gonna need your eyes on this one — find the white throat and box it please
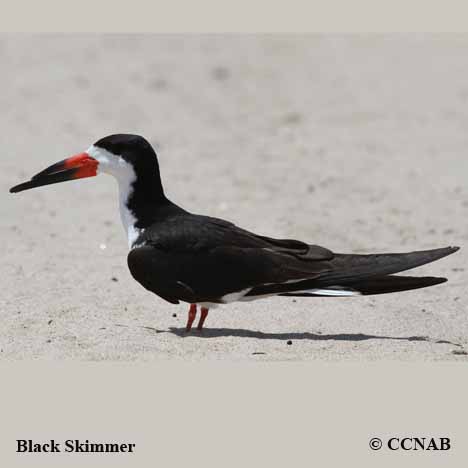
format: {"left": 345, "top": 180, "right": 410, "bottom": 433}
{"left": 87, "top": 145, "right": 144, "bottom": 248}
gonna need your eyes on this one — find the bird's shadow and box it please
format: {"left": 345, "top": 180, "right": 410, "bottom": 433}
{"left": 118, "top": 324, "right": 461, "bottom": 348}
{"left": 166, "top": 327, "right": 460, "bottom": 346}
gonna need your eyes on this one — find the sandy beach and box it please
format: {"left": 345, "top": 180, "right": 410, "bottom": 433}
{"left": 1, "top": 34, "right": 466, "bottom": 360}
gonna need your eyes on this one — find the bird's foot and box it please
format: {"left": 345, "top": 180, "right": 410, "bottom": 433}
{"left": 185, "top": 304, "right": 197, "bottom": 332}
{"left": 197, "top": 307, "right": 209, "bottom": 331}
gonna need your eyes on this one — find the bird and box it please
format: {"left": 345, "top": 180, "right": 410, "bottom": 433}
{"left": 10, "top": 134, "right": 459, "bottom": 332}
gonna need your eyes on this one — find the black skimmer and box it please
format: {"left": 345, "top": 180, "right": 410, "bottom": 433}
{"left": 10, "top": 134, "right": 459, "bottom": 332}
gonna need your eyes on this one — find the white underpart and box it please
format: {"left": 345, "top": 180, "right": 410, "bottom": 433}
{"left": 292, "top": 288, "right": 361, "bottom": 297}
{"left": 221, "top": 288, "right": 253, "bottom": 303}
{"left": 87, "top": 145, "right": 144, "bottom": 249}
{"left": 238, "top": 286, "right": 360, "bottom": 301}
{"left": 259, "top": 277, "right": 315, "bottom": 286}
{"left": 197, "top": 288, "right": 253, "bottom": 309}
{"left": 198, "top": 284, "right": 360, "bottom": 309}
{"left": 198, "top": 302, "right": 221, "bottom": 309}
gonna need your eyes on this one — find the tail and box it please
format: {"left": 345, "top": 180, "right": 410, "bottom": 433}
{"left": 280, "top": 275, "right": 448, "bottom": 297}
{"left": 317, "top": 246, "right": 459, "bottom": 284}
{"left": 247, "top": 246, "right": 459, "bottom": 299}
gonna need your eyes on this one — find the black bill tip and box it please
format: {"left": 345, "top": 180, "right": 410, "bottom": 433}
{"left": 10, "top": 183, "right": 27, "bottom": 193}
{"left": 9, "top": 167, "right": 80, "bottom": 194}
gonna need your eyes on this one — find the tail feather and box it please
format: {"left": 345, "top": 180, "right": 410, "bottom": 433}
{"left": 351, "top": 275, "right": 447, "bottom": 295}
{"left": 280, "top": 275, "right": 447, "bottom": 297}
{"left": 319, "top": 246, "right": 459, "bottom": 284}
{"left": 244, "top": 245, "right": 458, "bottom": 299}
{"left": 244, "top": 246, "right": 458, "bottom": 299}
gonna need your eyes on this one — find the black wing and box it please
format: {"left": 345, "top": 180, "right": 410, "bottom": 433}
{"left": 127, "top": 213, "right": 335, "bottom": 303}
{"left": 127, "top": 212, "right": 458, "bottom": 304}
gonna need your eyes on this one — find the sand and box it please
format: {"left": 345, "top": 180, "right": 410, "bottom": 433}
{"left": 0, "top": 34, "right": 466, "bottom": 360}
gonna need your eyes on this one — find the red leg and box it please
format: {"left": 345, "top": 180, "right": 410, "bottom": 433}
{"left": 186, "top": 304, "right": 197, "bottom": 332}
{"left": 197, "top": 307, "right": 209, "bottom": 331}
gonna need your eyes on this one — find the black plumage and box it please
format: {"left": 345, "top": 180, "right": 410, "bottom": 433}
{"left": 9, "top": 134, "right": 460, "bottom": 331}
{"left": 98, "top": 134, "right": 458, "bottom": 313}
{"left": 126, "top": 208, "right": 457, "bottom": 305}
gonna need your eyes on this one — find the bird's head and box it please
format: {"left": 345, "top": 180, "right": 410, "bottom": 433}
{"left": 9, "top": 134, "right": 160, "bottom": 193}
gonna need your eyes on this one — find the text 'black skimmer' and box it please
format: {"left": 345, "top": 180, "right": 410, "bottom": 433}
{"left": 10, "top": 134, "right": 460, "bottom": 332}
